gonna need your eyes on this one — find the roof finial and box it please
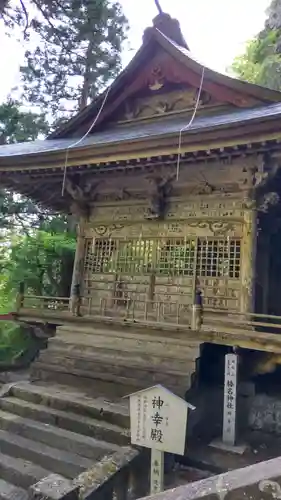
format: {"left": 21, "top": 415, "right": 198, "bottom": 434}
{"left": 154, "top": 0, "right": 163, "bottom": 14}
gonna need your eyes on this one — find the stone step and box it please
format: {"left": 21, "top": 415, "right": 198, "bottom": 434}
{"left": 32, "top": 359, "right": 190, "bottom": 395}
{"left": 0, "top": 451, "right": 52, "bottom": 490}
{"left": 0, "top": 409, "right": 120, "bottom": 460}
{"left": 11, "top": 382, "right": 129, "bottom": 427}
{"left": 55, "top": 328, "right": 201, "bottom": 359}
{"left": 0, "top": 429, "right": 92, "bottom": 479}
{"left": 0, "top": 478, "right": 28, "bottom": 500}
{"left": 0, "top": 397, "right": 129, "bottom": 446}
{"left": 39, "top": 347, "right": 194, "bottom": 377}
{"left": 53, "top": 330, "right": 201, "bottom": 361}
{"left": 31, "top": 364, "right": 147, "bottom": 398}
{"left": 49, "top": 340, "right": 196, "bottom": 371}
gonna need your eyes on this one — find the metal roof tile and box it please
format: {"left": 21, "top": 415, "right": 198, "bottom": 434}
{"left": 1, "top": 103, "right": 281, "bottom": 159}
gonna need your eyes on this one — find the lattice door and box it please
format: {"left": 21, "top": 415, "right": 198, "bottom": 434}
{"left": 83, "top": 235, "right": 241, "bottom": 313}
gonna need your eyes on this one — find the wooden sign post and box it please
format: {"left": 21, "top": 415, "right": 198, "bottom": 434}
{"left": 210, "top": 352, "right": 246, "bottom": 454}
{"left": 223, "top": 353, "right": 238, "bottom": 447}
{"left": 127, "top": 385, "right": 195, "bottom": 494}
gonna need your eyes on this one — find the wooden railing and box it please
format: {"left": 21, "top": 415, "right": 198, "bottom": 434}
{"left": 16, "top": 288, "right": 281, "bottom": 331}
{"left": 14, "top": 282, "right": 281, "bottom": 353}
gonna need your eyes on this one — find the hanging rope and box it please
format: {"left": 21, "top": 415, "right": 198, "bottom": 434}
{"left": 61, "top": 86, "right": 111, "bottom": 196}
{"left": 176, "top": 66, "right": 205, "bottom": 181}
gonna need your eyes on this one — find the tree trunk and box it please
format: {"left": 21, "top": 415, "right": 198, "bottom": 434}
{"left": 79, "top": 38, "right": 94, "bottom": 110}
{"left": 0, "top": 0, "right": 9, "bottom": 15}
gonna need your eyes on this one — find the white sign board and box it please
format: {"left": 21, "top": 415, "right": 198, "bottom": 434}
{"left": 129, "top": 385, "right": 193, "bottom": 456}
{"left": 223, "top": 353, "right": 238, "bottom": 446}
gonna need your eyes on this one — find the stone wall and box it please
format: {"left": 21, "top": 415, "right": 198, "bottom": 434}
{"left": 141, "top": 456, "right": 281, "bottom": 500}
{"left": 249, "top": 394, "right": 281, "bottom": 435}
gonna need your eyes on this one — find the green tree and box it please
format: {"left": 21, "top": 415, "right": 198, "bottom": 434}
{"left": 2, "top": 219, "right": 75, "bottom": 298}
{"left": 231, "top": 30, "right": 281, "bottom": 89}
{"left": 16, "top": 0, "right": 128, "bottom": 124}
{"left": 0, "top": 100, "right": 49, "bottom": 231}
{"left": 231, "top": 1, "right": 281, "bottom": 90}
{"left": 0, "top": 100, "right": 48, "bottom": 144}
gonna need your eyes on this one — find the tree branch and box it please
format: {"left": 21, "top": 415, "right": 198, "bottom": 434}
{"left": 19, "top": 0, "right": 29, "bottom": 35}
{"left": 31, "top": 0, "right": 76, "bottom": 57}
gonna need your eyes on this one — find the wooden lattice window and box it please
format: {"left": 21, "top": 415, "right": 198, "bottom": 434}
{"left": 84, "top": 238, "right": 117, "bottom": 274}
{"left": 83, "top": 237, "right": 241, "bottom": 279}
{"left": 157, "top": 238, "right": 196, "bottom": 276}
{"left": 197, "top": 238, "right": 241, "bottom": 278}
{"left": 117, "top": 239, "right": 154, "bottom": 274}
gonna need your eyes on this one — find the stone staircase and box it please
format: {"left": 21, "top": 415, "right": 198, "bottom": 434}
{"left": 0, "top": 324, "right": 201, "bottom": 497}
{"left": 0, "top": 381, "right": 130, "bottom": 499}
{"left": 31, "top": 323, "right": 202, "bottom": 397}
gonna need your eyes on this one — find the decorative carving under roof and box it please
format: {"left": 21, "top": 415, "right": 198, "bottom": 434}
{"left": 118, "top": 87, "right": 215, "bottom": 122}
{"left": 65, "top": 174, "right": 101, "bottom": 218}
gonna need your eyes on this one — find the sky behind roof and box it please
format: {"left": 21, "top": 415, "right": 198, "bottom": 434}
{"left": 0, "top": 0, "right": 271, "bottom": 102}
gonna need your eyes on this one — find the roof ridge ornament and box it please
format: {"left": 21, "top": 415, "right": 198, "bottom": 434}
{"left": 143, "top": 6, "right": 189, "bottom": 50}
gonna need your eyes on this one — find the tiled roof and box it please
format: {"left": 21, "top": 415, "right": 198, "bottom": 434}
{"left": 0, "top": 103, "right": 281, "bottom": 160}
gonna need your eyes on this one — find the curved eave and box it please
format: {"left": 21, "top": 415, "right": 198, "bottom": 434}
{"left": 1, "top": 113, "right": 281, "bottom": 172}
{"left": 156, "top": 31, "right": 281, "bottom": 104}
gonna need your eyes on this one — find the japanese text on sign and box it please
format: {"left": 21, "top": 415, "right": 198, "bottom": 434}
{"left": 129, "top": 385, "right": 189, "bottom": 455}
{"left": 223, "top": 353, "right": 238, "bottom": 446}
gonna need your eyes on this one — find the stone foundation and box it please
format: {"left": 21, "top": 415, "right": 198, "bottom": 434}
{"left": 31, "top": 324, "right": 202, "bottom": 398}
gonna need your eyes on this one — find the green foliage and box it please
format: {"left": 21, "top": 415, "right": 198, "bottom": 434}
{"left": 231, "top": 0, "right": 281, "bottom": 90}
{"left": 0, "top": 0, "right": 128, "bottom": 365}
{"left": 0, "top": 325, "right": 32, "bottom": 364}
{"left": 1, "top": 218, "right": 75, "bottom": 298}
{"left": 0, "top": 100, "right": 48, "bottom": 144}
{"left": 231, "top": 29, "right": 281, "bottom": 89}
{"left": 14, "top": 0, "right": 129, "bottom": 124}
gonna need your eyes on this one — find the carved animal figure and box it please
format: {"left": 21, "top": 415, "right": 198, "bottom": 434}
{"left": 147, "top": 174, "right": 175, "bottom": 219}
{"left": 65, "top": 175, "right": 100, "bottom": 218}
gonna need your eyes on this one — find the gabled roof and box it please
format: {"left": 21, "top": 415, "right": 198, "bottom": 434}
{"left": 49, "top": 12, "right": 281, "bottom": 140}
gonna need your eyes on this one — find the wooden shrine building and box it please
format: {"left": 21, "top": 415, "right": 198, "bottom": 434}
{"left": 2, "top": 11, "right": 281, "bottom": 395}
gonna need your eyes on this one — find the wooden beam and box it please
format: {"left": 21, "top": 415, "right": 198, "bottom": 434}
{"left": 16, "top": 309, "right": 281, "bottom": 354}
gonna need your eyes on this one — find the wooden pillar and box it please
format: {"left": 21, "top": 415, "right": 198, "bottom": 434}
{"left": 70, "top": 218, "right": 86, "bottom": 304}
{"left": 241, "top": 205, "right": 257, "bottom": 313}
{"left": 260, "top": 233, "right": 270, "bottom": 314}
